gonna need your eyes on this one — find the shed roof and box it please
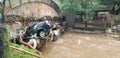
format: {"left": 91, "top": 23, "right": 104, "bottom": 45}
{"left": 94, "top": 5, "right": 114, "bottom": 12}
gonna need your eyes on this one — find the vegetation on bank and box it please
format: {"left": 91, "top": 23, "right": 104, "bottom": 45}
{"left": 0, "top": 25, "right": 42, "bottom": 58}
{"left": 0, "top": 25, "right": 10, "bottom": 58}
{"left": 9, "top": 43, "right": 37, "bottom": 58}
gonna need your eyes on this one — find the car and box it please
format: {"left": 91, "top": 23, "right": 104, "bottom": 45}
{"left": 23, "top": 20, "right": 61, "bottom": 42}
{"left": 24, "top": 21, "right": 52, "bottom": 38}
{"left": 10, "top": 20, "right": 64, "bottom": 49}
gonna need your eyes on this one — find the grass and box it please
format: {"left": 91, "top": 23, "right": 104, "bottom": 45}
{"left": 9, "top": 43, "right": 38, "bottom": 58}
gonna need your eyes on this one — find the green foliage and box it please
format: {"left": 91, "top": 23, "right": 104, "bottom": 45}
{"left": 100, "top": 0, "right": 120, "bottom": 5}
{"left": 7, "top": 27, "right": 38, "bottom": 58}
{"left": 100, "top": 0, "right": 120, "bottom": 14}
{"left": 9, "top": 43, "right": 37, "bottom": 58}
{"left": 0, "top": 25, "right": 10, "bottom": 58}
{"left": 54, "top": 0, "right": 82, "bottom": 14}
{"left": 54, "top": 0, "right": 102, "bottom": 21}
{"left": 0, "top": 25, "right": 39, "bottom": 58}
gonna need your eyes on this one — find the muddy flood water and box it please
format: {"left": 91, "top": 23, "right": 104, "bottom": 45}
{"left": 42, "top": 33, "right": 120, "bottom": 58}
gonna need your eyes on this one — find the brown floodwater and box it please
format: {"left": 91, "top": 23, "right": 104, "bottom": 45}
{"left": 42, "top": 33, "right": 120, "bottom": 58}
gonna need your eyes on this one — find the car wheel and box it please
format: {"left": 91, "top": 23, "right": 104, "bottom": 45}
{"left": 38, "top": 30, "right": 46, "bottom": 38}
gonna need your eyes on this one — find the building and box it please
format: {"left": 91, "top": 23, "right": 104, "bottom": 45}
{"left": 5, "top": 0, "right": 61, "bottom": 28}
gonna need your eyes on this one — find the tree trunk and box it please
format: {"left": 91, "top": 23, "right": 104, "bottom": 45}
{"left": 0, "top": 35, "right": 4, "bottom": 58}
{"left": 0, "top": 26, "right": 10, "bottom": 58}
{"left": 0, "top": 0, "right": 5, "bottom": 23}
{"left": 0, "top": 0, "right": 7, "bottom": 58}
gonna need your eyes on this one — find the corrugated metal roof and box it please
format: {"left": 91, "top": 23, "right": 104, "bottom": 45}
{"left": 94, "top": 5, "right": 114, "bottom": 12}
{"left": 5, "top": 0, "right": 61, "bottom": 22}
{"left": 5, "top": 0, "right": 60, "bottom": 14}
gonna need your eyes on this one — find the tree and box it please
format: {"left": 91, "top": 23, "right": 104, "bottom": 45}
{"left": 100, "top": 0, "right": 120, "bottom": 15}
{"left": 0, "top": 25, "right": 10, "bottom": 58}
{"left": 53, "top": 0, "right": 83, "bottom": 14}
{"left": 0, "top": 0, "right": 10, "bottom": 58}
{"left": 53, "top": 0, "right": 102, "bottom": 28}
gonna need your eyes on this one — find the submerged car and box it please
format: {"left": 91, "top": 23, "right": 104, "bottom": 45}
{"left": 23, "top": 21, "right": 60, "bottom": 42}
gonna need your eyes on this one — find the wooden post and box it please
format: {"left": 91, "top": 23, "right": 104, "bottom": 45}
{"left": 110, "top": 12, "right": 114, "bottom": 28}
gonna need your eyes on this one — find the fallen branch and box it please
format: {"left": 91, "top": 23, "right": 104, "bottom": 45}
{"left": 9, "top": 45, "right": 42, "bottom": 58}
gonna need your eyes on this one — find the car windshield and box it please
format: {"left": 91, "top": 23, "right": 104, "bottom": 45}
{"left": 33, "top": 22, "right": 45, "bottom": 29}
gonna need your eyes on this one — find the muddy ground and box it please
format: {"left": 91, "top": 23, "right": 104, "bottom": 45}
{"left": 42, "top": 33, "right": 120, "bottom": 58}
